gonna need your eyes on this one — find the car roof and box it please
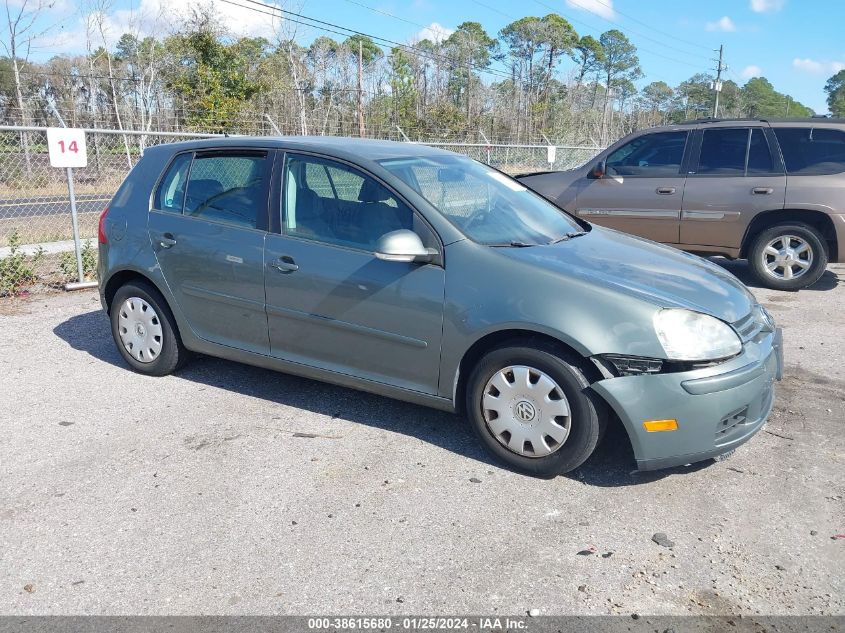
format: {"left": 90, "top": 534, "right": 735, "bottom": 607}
{"left": 143, "top": 135, "right": 454, "bottom": 163}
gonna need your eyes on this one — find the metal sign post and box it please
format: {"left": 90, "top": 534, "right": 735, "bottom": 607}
{"left": 46, "top": 127, "right": 88, "bottom": 286}
{"left": 65, "top": 167, "right": 84, "bottom": 283}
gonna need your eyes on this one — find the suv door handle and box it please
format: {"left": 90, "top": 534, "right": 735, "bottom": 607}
{"left": 271, "top": 256, "right": 299, "bottom": 273}
{"left": 753, "top": 187, "right": 774, "bottom": 195}
{"left": 159, "top": 233, "right": 177, "bottom": 248}
{"left": 656, "top": 187, "right": 676, "bottom": 195}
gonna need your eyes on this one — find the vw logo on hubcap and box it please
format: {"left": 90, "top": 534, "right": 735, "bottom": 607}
{"left": 514, "top": 400, "right": 537, "bottom": 422}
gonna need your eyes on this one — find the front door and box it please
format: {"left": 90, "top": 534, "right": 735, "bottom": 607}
{"left": 264, "top": 153, "right": 445, "bottom": 394}
{"left": 148, "top": 149, "right": 273, "bottom": 354}
{"left": 575, "top": 130, "right": 690, "bottom": 244}
{"left": 680, "top": 127, "right": 786, "bottom": 250}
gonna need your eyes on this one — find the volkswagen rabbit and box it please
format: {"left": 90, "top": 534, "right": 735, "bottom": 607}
{"left": 98, "top": 137, "right": 783, "bottom": 476}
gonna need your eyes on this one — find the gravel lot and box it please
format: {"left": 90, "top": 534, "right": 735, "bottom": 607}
{"left": 1, "top": 261, "right": 843, "bottom": 616}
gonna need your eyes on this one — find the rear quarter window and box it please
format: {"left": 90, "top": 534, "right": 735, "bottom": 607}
{"left": 154, "top": 153, "right": 191, "bottom": 212}
{"left": 774, "top": 127, "right": 845, "bottom": 175}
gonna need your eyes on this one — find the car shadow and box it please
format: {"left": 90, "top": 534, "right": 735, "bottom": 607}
{"left": 711, "top": 257, "right": 842, "bottom": 291}
{"left": 53, "top": 310, "right": 715, "bottom": 487}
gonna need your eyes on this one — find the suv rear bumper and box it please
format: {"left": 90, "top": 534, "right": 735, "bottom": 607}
{"left": 591, "top": 329, "right": 782, "bottom": 471}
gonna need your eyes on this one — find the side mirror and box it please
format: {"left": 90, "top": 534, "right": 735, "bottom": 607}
{"left": 589, "top": 160, "right": 606, "bottom": 179}
{"left": 375, "top": 229, "right": 435, "bottom": 263}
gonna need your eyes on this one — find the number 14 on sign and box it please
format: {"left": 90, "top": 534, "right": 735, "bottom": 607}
{"left": 46, "top": 128, "right": 88, "bottom": 168}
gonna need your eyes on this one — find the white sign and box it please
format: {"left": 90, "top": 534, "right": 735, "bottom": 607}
{"left": 47, "top": 128, "right": 88, "bottom": 168}
{"left": 546, "top": 145, "right": 557, "bottom": 165}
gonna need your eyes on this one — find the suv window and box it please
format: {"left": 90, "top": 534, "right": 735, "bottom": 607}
{"left": 605, "top": 131, "right": 688, "bottom": 177}
{"left": 183, "top": 152, "right": 268, "bottom": 229}
{"left": 283, "top": 154, "right": 414, "bottom": 251}
{"left": 155, "top": 153, "right": 191, "bottom": 212}
{"left": 697, "top": 128, "right": 774, "bottom": 175}
{"left": 774, "top": 127, "right": 845, "bottom": 175}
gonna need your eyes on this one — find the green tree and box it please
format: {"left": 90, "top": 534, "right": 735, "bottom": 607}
{"left": 825, "top": 70, "right": 845, "bottom": 116}
{"left": 343, "top": 34, "right": 383, "bottom": 65}
{"left": 641, "top": 81, "right": 673, "bottom": 112}
{"left": 442, "top": 21, "right": 497, "bottom": 121}
{"left": 571, "top": 35, "right": 604, "bottom": 87}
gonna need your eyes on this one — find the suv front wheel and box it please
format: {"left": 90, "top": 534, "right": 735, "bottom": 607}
{"left": 749, "top": 223, "right": 828, "bottom": 291}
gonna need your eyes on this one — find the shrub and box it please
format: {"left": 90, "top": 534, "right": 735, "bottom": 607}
{"left": 0, "top": 230, "right": 44, "bottom": 296}
{"left": 59, "top": 240, "right": 97, "bottom": 282}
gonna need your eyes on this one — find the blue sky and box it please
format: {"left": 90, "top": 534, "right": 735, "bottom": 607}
{"left": 39, "top": 0, "right": 844, "bottom": 113}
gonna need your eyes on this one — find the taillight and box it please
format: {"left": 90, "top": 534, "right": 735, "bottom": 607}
{"left": 98, "top": 207, "right": 109, "bottom": 244}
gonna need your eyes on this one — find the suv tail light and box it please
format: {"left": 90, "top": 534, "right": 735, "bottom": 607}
{"left": 98, "top": 207, "right": 109, "bottom": 244}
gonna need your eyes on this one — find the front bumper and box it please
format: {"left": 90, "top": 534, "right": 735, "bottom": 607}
{"left": 591, "top": 328, "right": 783, "bottom": 471}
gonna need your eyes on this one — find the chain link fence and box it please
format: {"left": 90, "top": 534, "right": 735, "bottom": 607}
{"left": 0, "top": 125, "right": 602, "bottom": 297}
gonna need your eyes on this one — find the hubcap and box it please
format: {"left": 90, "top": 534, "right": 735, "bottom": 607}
{"left": 117, "top": 297, "right": 163, "bottom": 364}
{"left": 761, "top": 235, "right": 813, "bottom": 281}
{"left": 481, "top": 365, "right": 571, "bottom": 458}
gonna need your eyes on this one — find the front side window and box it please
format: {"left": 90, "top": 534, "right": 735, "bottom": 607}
{"left": 380, "top": 154, "right": 583, "bottom": 246}
{"left": 605, "top": 131, "right": 688, "bottom": 177}
{"left": 283, "top": 155, "right": 414, "bottom": 251}
{"left": 183, "top": 152, "right": 268, "bottom": 229}
{"left": 774, "top": 127, "right": 845, "bottom": 175}
{"left": 155, "top": 153, "right": 191, "bottom": 212}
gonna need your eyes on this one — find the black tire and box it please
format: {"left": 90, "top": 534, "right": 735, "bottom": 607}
{"left": 110, "top": 280, "right": 188, "bottom": 376}
{"left": 465, "top": 343, "right": 605, "bottom": 477}
{"left": 748, "top": 223, "right": 828, "bottom": 291}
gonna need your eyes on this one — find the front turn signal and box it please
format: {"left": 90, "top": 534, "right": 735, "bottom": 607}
{"left": 643, "top": 419, "right": 679, "bottom": 432}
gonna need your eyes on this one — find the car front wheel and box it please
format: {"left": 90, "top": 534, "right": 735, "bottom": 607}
{"left": 465, "top": 344, "right": 604, "bottom": 477}
{"left": 110, "top": 280, "right": 188, "bottom": 376}
{"left": 749, "top": 223, "right": 828, "bottom": 290}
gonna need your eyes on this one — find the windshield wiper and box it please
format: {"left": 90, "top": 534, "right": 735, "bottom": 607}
{"left": 488, "top": 241, "right": 536, "bottom": 248}
{"left": 547, "top": 231, "right": 587, "bottom": 245}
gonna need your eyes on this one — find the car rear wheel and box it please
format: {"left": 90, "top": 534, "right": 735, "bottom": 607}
{"left": 465, "top": 344, "right": 604, "bottom": 477}
{"left": 749, "top": 223, "right": 828, "bottom": 290}
{"left": 110, "top": 281, "right": 188, "bottom": 376}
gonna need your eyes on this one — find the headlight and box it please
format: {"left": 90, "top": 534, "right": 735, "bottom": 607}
{"left": 653, "top": 309, "right": 741, "bottom": 361}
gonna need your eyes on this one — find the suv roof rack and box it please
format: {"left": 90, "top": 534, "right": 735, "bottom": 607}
{"left": 682, "top": 116, "right": 845, "bottom": 125}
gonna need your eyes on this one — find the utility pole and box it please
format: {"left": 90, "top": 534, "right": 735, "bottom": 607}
{"left": 357, "top": 41, "right": 365, "bottom": 138}
{"left": 712, "top": 44, "right": 726, "bottom": 118}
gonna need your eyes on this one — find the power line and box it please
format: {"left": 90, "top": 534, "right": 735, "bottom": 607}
{"left": 567, "top": 0, "right": 713, "bottom": 52}
{"left": 224, "top": 0, "right": 517, "bottom": 82}
{"left": 531, "top": 0, "right": 710, "bottom": 70}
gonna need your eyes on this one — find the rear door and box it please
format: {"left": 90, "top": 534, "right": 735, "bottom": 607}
{"left": 148, "top": 148, "right": 273, "bottom": 354}
{"left": 573, "top": 130, "right": 690, "bottom": 243}
{"left": 680, "top": 126, "right": 785, "bottom": 250}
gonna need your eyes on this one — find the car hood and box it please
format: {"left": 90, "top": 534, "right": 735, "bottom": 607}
{"left": 496, "top": 226, "right": 753, "bottom": 323}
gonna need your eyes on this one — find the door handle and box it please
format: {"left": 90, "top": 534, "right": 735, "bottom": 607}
{"left": 656, "top": 187, "right": 676, "bottom": 195}
{"left": 752, "top": 187, "right": 774, "bottom": 195}
{"left": 159, "top": 233, "right": 177, "bottom": 248}
{"left": 271, "top": 256, "right": 299, "bottom": 273}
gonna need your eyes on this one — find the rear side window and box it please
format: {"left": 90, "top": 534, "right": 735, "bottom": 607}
{"left": 605, "top": 131, "right": 688, "bottom": 177}
{"left": 774, "top": 127, "right": 845, "bottom": 175}
{"left": 696, "top": 128, "right": 775, "bottom": 176}
{"left": 155, "top": 153, "right": 191, "bottom": 212}
{"left": 184, "top": 152, "right": 268, "bottom": 229}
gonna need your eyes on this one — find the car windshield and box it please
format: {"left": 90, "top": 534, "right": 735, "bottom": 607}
{"left": 379, "top": 155, "right": 584, "bottom": 246}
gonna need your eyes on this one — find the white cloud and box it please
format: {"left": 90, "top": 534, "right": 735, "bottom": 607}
{"left": 39, "top": 0, "right": 284, "bottom": 55}
{"left": 740, "top": 64, "right": 762, "bottom": 79}
{"left": 565, "top": 0, "right": 616, "bottom": 21}
{"left": 705, "top": 16, "right": 736, "bottom": 32}
{"left": 413, "top": 22, "right": 453, "bottom": 44}
{"left": 792, "top": 57, "right": 845, "bottom": 75}
{"left": 750, "top": 0, "right": 785, "bottom": 12}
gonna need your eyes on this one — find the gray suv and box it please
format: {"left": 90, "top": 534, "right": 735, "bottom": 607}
{"left": 98, "top": 137, "right": 782, "bottom": 476}
{"left": 519, "top": 119, "right": 845, "bottom": 290}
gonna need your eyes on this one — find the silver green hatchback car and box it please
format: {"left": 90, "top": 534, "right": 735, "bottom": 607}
{"left": 98, "top": 137, "right": 783, "bottom": 476}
